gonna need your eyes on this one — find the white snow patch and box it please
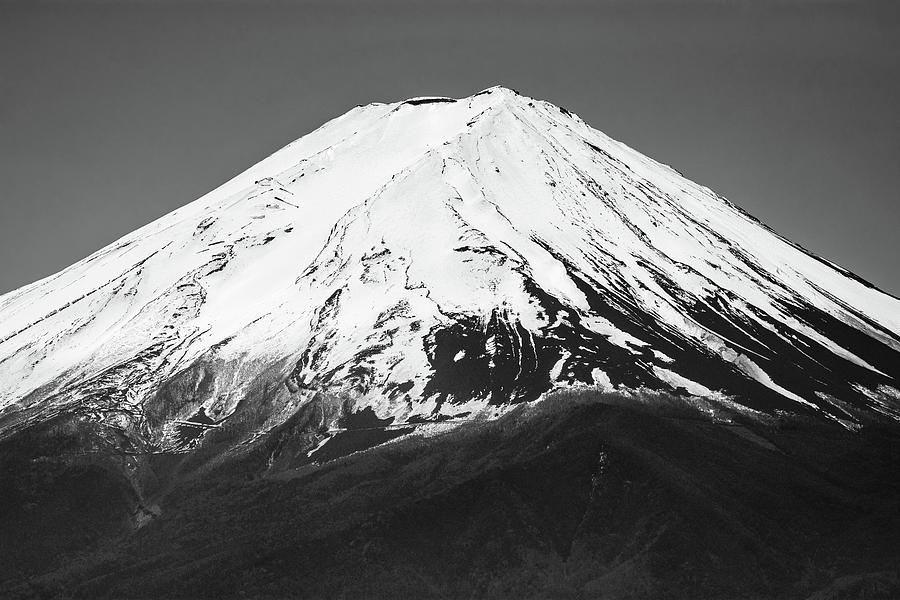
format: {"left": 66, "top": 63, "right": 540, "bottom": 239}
{"left": 651, "top": 365, "right": 715, "bottom": 397}
{"left": 590, "top": 367, "right": 613, "bottom": 390}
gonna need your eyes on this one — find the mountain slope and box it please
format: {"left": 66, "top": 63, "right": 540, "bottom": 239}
{"left": 1, "top": 86, "right": 899, "bottom": 463}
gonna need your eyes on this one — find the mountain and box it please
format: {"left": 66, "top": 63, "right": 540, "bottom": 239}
{"left": 1, "top": 86, "right": 898, "bottom": 448}
{"left": 2, "top": 87, "right": 899, "bottom": 599}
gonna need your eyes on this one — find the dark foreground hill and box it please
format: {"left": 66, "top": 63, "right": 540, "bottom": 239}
{"left": 2, "top": 392, "right": 898, "bottom": 600}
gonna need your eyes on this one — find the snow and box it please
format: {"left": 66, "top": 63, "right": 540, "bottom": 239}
{"left": 1, "top": 85, "right": 899, "bottom": 444}
{"left": 651, "top": 365, "right": 715, "bottom": 398}
{"left": 590, "top": 368, "right": 614, "bottom": 390}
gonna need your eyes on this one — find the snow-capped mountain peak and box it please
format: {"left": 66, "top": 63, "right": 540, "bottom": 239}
{"left": 1, "top": 86, "right": 899, "bottom": 453}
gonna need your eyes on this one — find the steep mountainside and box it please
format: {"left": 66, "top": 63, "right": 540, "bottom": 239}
{"left": 1, "top": 87, "right": 898, "bottom": 462}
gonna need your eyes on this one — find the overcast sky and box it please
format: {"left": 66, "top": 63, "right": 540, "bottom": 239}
{"left": 1, "top": 0, "right": 898, "bottom": 295}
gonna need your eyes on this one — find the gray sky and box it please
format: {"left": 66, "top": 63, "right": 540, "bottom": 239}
{"left": 1, "top": 0, "right": 898, "bottom": 295}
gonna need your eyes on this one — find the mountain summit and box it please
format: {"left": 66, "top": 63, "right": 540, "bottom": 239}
{"left": 1, "top": 86, "right": 899, "bottom": 457}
